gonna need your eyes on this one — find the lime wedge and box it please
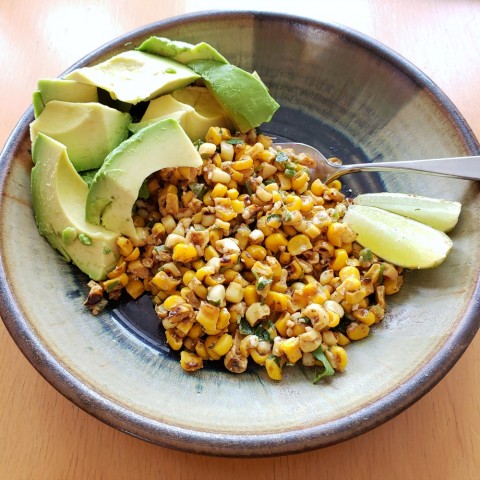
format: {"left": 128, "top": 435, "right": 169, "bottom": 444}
{"left": 343, "top": 204, "right": 453, "bottom": 269}
{"left": 354, "top": 193, "right": 461, "bottom": 232}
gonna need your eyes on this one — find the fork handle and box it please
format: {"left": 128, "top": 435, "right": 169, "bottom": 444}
{"left": 330, "top": 156, "right": 480, "bottom": 182}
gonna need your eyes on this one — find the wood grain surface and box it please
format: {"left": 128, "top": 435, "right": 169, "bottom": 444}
{"left": 1, "top": 1, "right": 479, "bottom": 478}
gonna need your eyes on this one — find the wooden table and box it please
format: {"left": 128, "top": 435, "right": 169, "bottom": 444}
{"left": 1, "top": 1, "right": 479, "bottom": 478}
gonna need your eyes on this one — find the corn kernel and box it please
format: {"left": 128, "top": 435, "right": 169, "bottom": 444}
{"left": 265, "top": 356, "right": 283, "bottom": 381}
{"left": 212, "top": 333, "right": 234, "bottom": 356}
{"left": 265, "top": 233, "right": 288, "bottom": 253}
{"left": 280, "top": 337, "right": 302, "bottom": 364}
{"left": 172, "top": 243, "right": 198, "bottom": 263}
{"left": 117, "top": 237, "right": 133, "bottom": 257}
{"left": 330, "top": 249, "right": 348, "bottom": 271}
{"left": 347, "top": 322, "right": 370, "bottom": 341}
{"left": 165, "top": 329, "right": 183, "bottom": 350}
{"left": 244, "top": 285, "right": 260, "bottom": 306}
{"left": 265, "top": 291, "right": 290, "bottom": 312}
{"left": 353, "top": 308, "right": 376, "bottom": 326}
{"left": 211, "top": 183, "right": 228, "bottom": 198}
{"left": 287, "top": 234, "right": 312, "bottom": 256}
{"left": 180, "top": 351, "right": 203, "bottom": 372}
{"left": 125, "top": 278, "right": 144, "bottom": 299}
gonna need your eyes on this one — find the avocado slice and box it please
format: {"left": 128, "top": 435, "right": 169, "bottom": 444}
{"left": 65, "top": 50, "right": 200, "bottom": 104}
{"left": 188, "top": 60, "right": 279, "bottom": 133}
{"left": 32, "top": 91, "right": 45, "bottom": 118}
{"left": 86, "top": 118, "right": 203, "bottom": 238}
{"left": 137, "top": 36, "right": 228, "bottom": 64}
{"left": 30, "top": 100, "right": 131, "bottom": 171}
{"left": 130, "top": 87, "right": 234, "bottom": 141}
{"left": 40, "top": 78, "right": 98, "bottom": 103}
{"left": 31, "top": 133, "right": 119, "bottom": 281}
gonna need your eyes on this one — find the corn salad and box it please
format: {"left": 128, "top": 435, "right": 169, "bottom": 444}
{"left": 85, "top": 127, "right": 404, "bottom": 382}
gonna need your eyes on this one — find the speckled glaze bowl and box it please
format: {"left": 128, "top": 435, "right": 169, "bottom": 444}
{"left": 0, "top": 11, "right": 479, "bottom": 457}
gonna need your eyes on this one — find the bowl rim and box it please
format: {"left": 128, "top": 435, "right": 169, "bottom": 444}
{"left": 1, "top": 10, "right": 479, "bottom": 457}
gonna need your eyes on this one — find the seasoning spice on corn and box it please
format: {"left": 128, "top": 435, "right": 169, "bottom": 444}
{"left": 85, "top": 126, "right": 404, "bottom": 382}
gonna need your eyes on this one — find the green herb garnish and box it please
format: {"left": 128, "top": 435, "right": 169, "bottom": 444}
{"left": 312, "top": 346, "right": 335, "bottom": 383}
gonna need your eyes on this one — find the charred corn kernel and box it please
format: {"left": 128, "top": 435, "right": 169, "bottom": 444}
{"left": 265, "top": 291, "right": 290, "bottom": 312}
{"left": 328, "top": 179, "right": 342, "bottom": 190}
{"left": 265, "top": 355, "right": 283, "bottom": 381}
{"left": 151, "top": 222, "right": 166, "bottom": 238}
{"left": 274, "top": 312, "right": 290, "bottom": 337}
{"left": 303, "top": 283, "right": 318, "bottom": 297}
{"left": 310, "top": 178, "right": 326, "bottom": 196}
{"left": 231, "top": 199, "right": 245, "bottom": 213}
{"left": 195, "top": 341, "right": 209, "bottom": 360}
{"left": 176, "top": 318, "right": 194, "bottom": 337}
{"left": 244, "top": 285, "right": 260, "bottom": 306}
{"left": 232, "top": 156, "right": 253, "bottom": 170}
{"left": 287, "top": 234, "right": 312, "bottom": 256}
{"left": 329, "top": 345, "right": 348, "bottom": 371}
{"left": 225, "top": 281, "right": 244, "bottom": 303}
{"left": 280, "top": 337, "right": 302, "bottom": 364}
{"left": 211, "top": 183, "right": 228, "bottom": 198}
{"left": 339, "top": 266, "right": 360, "bottom": 281}
{"left": 205, "top": 335, "right": 222, "bottom": 360}
{"left": 286, "top": 260, "right": 303, "bottom": 280}
{"left": 246, "top": 244, "right": 267, "bottom": 260}
{"left": 278, "top": 251, "right": 292, "bottom": 265}
{"left": 204, "top": 245, "right": 220, "bottom": 261}
{"left": 151, "top": 271, "right": 180, "bottom": 292}
{"left": 265, "top": 233, "right": 288, "bottom": 253}
{"left": 193, "top": 283, "right": 208, "bottom": 299}
{"left": 347, "top": 322, "right": 370, "bottom": 340}
{"left": 285, "top": 194, "right": 303, "bottom": 211}
{"left": 341, "top": 242, "right": 353, "bottom": 254}
{"left": 196, "top": 302, "right": 220, "bottom": 332}
{"left": 183, "top": 269, "right": 196, "bottom": 286}
{"left": 198, "top": 142, "right": 217, "bottom": 157}
{"left": 272, "top": 190, "right": 283, "bottom": 203}
{"left": 172, "top": 243, "right": 198, "bottom": 263}
{"left": 240, "top": 250, "right": 255, "bottom": 269}
{"left": 161, "top": 214, "right": 176, "bottom": 234}
{"left": 384, "top": 277, "right": 402, "bottom": 295}
{"left": 188, "top": 322, "right": 203, "bottom": 339}
{"left": 276, "top": 173, "right": 292, "bottom": 190}
{"left": 292, "top": 171, "right": 309, "bottom": 191}
{"left": 327, "top": 223, "right": 344, "bottom": 247}
{"left": 180, "top": 351, "right": 203, "bottom": 372}
{"left": 336, "top": 332, "right": 351, "bottom": 346}
{"left": 116, "top": 273, "right": 129, "bottom": 287}
{"left": 124, "top": 247, "right": 140, "bottom": 262}
{"left": 265, "top": 214, "right": 282, "bottom": 229}
{"left": 353, "top": 308, "right": 376, "bottom": 326}
{"left": 312, "top": 287, "right": 329, "bottom": 305}
{"left": 209, "top": 229, "right": 223, "bottom": 245}
{"left": 125, "top": 279, "right": 144, "bottom": 299}
{"left": 117, "top": 237, "right": 134, "bottom": 257}
{"left": 165, "top": 329, "right": 183, "bottom": 350}
{"left": 303, "top": 224, "right": 321, "bottom": 239}
{"left": 107, "top": 262, "right": 126, "bottom": 279}
{"left": 163, "top": 295, "right": 184, "bottom": 310}
{"left": 327, "top": 310, "right": 340, "bottom": 328}
{"left": 217, "top": 308, "right": 231, "bottom": 330}
{"left": 209, "top": 168, "right": 230, "bottom": 186}
{"left": 212, "top": 333, "right": 234, "bottom": 356}
{"left": 330, "top": 249, "right": 348, "bottom": 271}
{"left": 250, "top": 349, "right": 269, "bottom": 365}
{"left": 219, "top": 141, "right": 235, "bottom": 162}
{"left": 299, "top": 195, "right": 315, "bottom": 212}
{"left": 345, "top": 289, "right": 367, "bottom": 305}
{"left": 206, "top": 127, "right": 223, "bottom": 145}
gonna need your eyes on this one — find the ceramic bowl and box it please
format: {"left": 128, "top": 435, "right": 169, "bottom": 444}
{"left": 1, "top": 11, "right": 479, "bottom": 457}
